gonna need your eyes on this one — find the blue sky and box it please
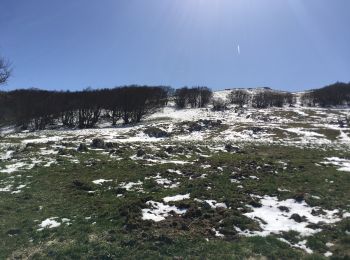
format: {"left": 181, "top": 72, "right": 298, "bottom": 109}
{"left": 0, "top": 0, "right": 349, "bottom": 91}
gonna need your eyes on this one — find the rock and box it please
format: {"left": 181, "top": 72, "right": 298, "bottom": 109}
{"left": 225, "top": 143, "right": 241, "bottom": 153}
{"left": 136, "top": 149, "right": 146, "bottom": 157}
{"left": 144, "top": 127, "right": 169, "bottom": 138}
{"left": 165, "top": 146, "right": 174, "bottom": 154}
{"left": 249, "top": 127, "right": 264, "bottom": 134}
{"left": 77, "top": 143, "right": 88, "bottom": 152}
{"left": 210, "top": 120, "right": 222, "bottom": 127}
{"left": 311, "top": 208, "right": 326, "bottom": 216}
{"left": 278, "top": 206, "right": 290, "bottom": 212}
{"left": 188, "top": 122, "right": 202, "bottom": 132}
{"left": 290, "top": 213, "right": 304, "bottom": 223}
{"left": 91, "top": 138, "right": 105, "bottom": 149}
{"left": 248, "top": 200, "right": 262, "bottom": 208}
{"left": 293, "top": 193, "right": 305, "bottom": 203}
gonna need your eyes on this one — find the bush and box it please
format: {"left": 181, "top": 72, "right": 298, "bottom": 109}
{"left": 252, "top": 91, "right": 294, "bottom": 108}
{"left": 212, "top": 98, "right": 227, "bottom": 111}
{"left": 228, "top": 90, "right": 250, "bottom": 107}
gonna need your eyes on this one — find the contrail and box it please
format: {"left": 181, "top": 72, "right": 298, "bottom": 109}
{"left": 237, "top": 45, "right": 240, "bottom": 55}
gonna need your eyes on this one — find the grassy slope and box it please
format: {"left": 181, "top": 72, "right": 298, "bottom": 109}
{"left": 0, "top": 143, "right": 349, "bottom": 259}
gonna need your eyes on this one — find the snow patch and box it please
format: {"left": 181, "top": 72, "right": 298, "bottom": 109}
{"left": 142, "top": 201, "right": 187, "bottom": 222}
{"left": 92, "top": 179, "right": 113, "bottom": 185}
{"left": 323, "top": 157, "right": 350, "bottom": 172}
{"left": 240, "top": 196, "right": 341, "bottom": 237}
{"left": 163, "top": 194, "right": 190, "bottom": 203}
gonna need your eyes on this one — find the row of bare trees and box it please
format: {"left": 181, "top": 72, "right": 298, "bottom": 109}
{"left": 174, "top": 87, "right": 213, "bottom": 108}
{"left": 227, "top": 89, "right": 294, "bottom": 108}
{"left": 227, "top": 83, "right": 350, "bottom": 109}
{"left": 0, "top": 86, "right": 169, "bottom": 130}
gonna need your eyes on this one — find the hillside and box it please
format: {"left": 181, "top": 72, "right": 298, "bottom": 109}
{"left": 0, "top": 89, "right": 349, "bottom": 259}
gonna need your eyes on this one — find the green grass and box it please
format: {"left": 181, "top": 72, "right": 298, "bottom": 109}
{"left": 0, "top": 142, "right": 349, "bottom": 259}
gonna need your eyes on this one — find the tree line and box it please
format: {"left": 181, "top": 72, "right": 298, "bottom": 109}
{"left": 1, "top": 53, "right": 349, "bottom": 131}
{"left": 301, "top": 82, "right": 350, "bottom": 107}
{"left": 0, "top": 86, "right": 169, "bottom": 130}
{"left": 0, "top": 86, "right": 214, "bottom": 130}
{"left": 226, "top": 83, "right": 350, "bottom": 109}
{"left": 226, "top": 89, "right": 294, "bottom": 109}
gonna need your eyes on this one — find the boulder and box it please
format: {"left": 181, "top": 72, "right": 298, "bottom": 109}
{"left": 248, "top": 200, "right": 262, "bottom": 208}
{"left": 91, "top": 138, "right": 105, "bottom": 149}
{"left": 144, "top": 127, "right": 169, "bottom": 138}
{"left": 278, "top": 206, "right": 290, "bottom": 212}
{"left": 290, "top": 213, "right": 304, "bottom": 223}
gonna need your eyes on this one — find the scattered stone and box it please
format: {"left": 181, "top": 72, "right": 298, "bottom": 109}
{"left": 77, "top": 143, "right": 88, "bottom": 152}
{"left": 249, "top": 127, "right": 264, "bottom": 134}
{"left": 278, "top": 206, "right": 290, "bottom": 212}
{"left": 225, "top": 143, "right": 241, "bottom": 153}
{"left": 144, "top": 127, "right": 169, "bottom": 138}
{"left": 293, "top": 193, "right": 305, "bottom": 203}
{"left": 91, "top": 138, "right": 105, "bottom": 149}
{"left": 311, "top": 208, "right": 326, "bottom": 216}
{"left": 165, "top": 146, "right": 174, "bottom": 154}
{"left": 137, "top": 149, "right": 146, "bottom": 157}
{"left": 290, "top": 213, "right": 304, "bottom": 223}
{"left": 248, "top": 200, "right": 262, "bottom": 208}
{"left": 188, "top": 122, "right": 202, "bottom": 132}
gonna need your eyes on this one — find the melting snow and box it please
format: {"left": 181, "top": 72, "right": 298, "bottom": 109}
{"left": 241, "top": 196, "right": 341, "bottom": 237}
{"left": 37, "top": 217, "right": 71, "bottom": 231}
{"left": 37, "top": 217, "right": 61, "bottom": 230}
{"left": 163, "top": 194, "right": 190, "bottom": 203}
{"left": 22, "top": 136, "right": 63, "bottom": 144}
{"left": 195, "top": 199, "right": 227, "bottom": 209}
{"left": 278, "top": 238, "right": 313, "bottom": 254}
{"left": 119, "top": 181, "right": 143, "bottom": 191}
{"left": 323, "top": 157, "right": 350, "bottom": 172}
{"left": 92, "top": 179, "right": 113, "bottom": 185}
{"left": 142, "top": 201, "right": 187, "bottom": 222}
{"left": 0, "top": 162, "right": 34, "bottom": 173}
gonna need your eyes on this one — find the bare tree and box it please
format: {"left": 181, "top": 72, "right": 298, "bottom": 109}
{"left": 228, "top": 90, "right": 250, "bottom": 107}
{"left": 0, "top": 57, "right": 11, "bottom": 85}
